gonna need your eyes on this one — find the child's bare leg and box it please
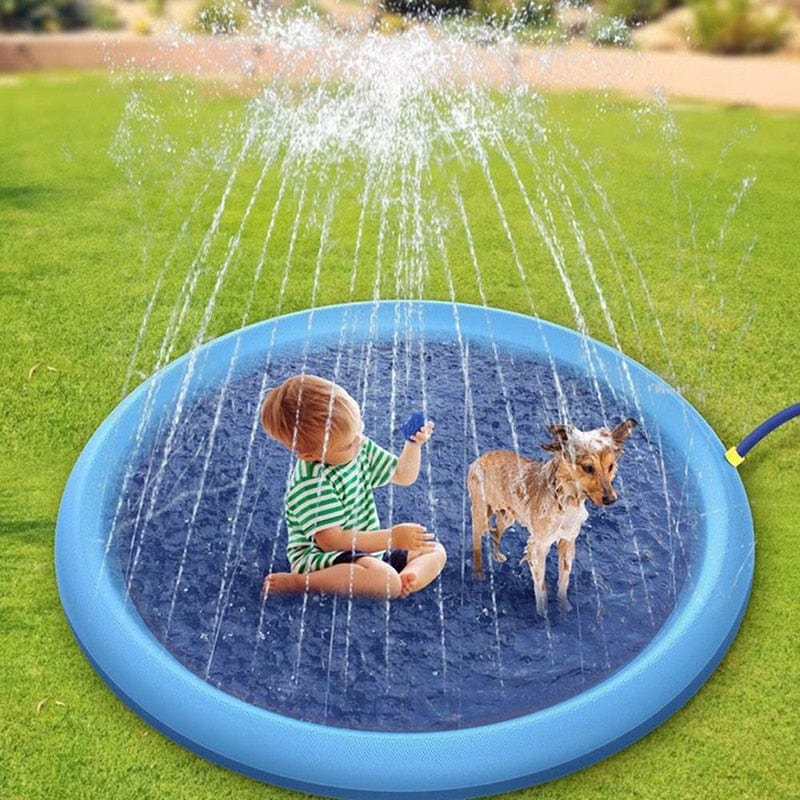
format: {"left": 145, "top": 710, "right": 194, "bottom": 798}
{"left": 399, "top": 542, "right": 447, "bottom": 598}
{"left": 264, "top": 558, "right": 402, "bottom": 599}
{"left": 263, "top": 572, "right": 307, "bottom": 595}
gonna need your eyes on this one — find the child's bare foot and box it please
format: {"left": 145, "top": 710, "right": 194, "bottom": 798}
{"left": 262, "top": 572, "right": 305, "bottom": 596}
{"left": 399, "top": 568, "right": 421, "bottom": 598}
{"left": 399, "top": 543, "right": 447, "bottom": 598}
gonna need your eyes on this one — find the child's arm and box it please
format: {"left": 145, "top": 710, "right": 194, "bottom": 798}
{"left": 316, "top": 523, "right": 435, "bottom": 553}
{"left": 391, "top": 420, "right": 434, "bottom": 486}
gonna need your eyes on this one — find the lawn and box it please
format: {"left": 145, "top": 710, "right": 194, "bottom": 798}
{"left": 1, "top": 69, "right": 799, "bottom": 799}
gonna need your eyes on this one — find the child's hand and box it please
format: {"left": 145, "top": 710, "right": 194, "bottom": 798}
{"left": 391, "top": 523, "right": 436, "bottom": 552}
{"left": 408, "top": 420, "right": 434, "bottom": 445}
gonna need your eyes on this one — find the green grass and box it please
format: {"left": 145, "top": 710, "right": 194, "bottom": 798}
{"left": 1, "top": 71, "right": 799, "bottom": 799}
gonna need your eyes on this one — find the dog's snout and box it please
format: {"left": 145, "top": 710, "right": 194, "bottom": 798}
{"left": 602, "top": 493, "right": 617, "bottom": 506}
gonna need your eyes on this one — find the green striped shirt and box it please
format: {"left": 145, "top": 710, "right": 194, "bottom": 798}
{"left": 284, "top": 437, "right": 399, "bottom": 574}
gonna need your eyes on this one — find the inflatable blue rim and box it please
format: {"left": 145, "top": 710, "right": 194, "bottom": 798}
{"left": 56, "top": 301, "right": 754, "bottom": 800}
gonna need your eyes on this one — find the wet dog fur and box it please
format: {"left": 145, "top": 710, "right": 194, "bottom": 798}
{"left": 468, "top": 419, "right": 637, "bottom": 617}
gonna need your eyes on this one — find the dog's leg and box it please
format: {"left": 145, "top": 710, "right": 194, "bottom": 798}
{"left": 469, "top": 477, "right": 490, "bottom": 579}
{"left": 525, "top": 539, "right": 549, "bottom": 618}
{"left": 557, "top": 538, "right": 576, "bottom": 613}
{"left": 490, "top": 509, "right": 512, "bottom": 563}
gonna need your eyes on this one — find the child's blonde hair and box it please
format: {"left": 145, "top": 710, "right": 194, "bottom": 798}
{"left": 261, "top": 374, "right": 361, "bottom": 456}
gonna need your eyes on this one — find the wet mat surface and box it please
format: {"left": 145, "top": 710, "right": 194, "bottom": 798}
{"left": 116, "top": 337, "right": 697, "bottom": 732}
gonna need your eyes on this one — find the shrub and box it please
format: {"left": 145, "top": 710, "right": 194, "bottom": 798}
{"left": 147, "top": 0, "right": 166, "bottom": 17}
{"left": 380, "top": 0, "right": 554, "bottom": 25}
{"left": 132, "top": 16, "right": 153, "bottom": 34}
{"left": 380, "top": 0, "right": 470, "bottom": 18}
{"left": 470, "top": 0, "right": 511, "bottom": 20}
{"left": 375, "top": 10, "right": 411, "bottom": 32}
{"left": 0, "top": 0, "right": 121, "bottom": 30}
{"left": 469, "top": 0, "right": 555, "bottom": 26}
{"left": 603, "top": 0, "right": 666, "bottom": 24}
{"left": 90, "top": 1, "right": 121, "bottom": 29}
{"left": 691, "top": 0, "right": 790, "bottom": 53}
{"left": 586, "top": 13, "right": 634, "bottom": 44}
{"left": 194, "top": 0, "right": 248, "bottom": 34}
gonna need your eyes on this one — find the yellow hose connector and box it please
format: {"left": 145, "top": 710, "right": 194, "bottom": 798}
{"left": 725, "top": 447, "right": 745, "bottom": 467}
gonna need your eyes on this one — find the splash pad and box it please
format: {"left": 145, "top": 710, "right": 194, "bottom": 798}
{"left": 56, "top": 2, "right": 766, "bottom": 793}
{"left": 56, "top": 300, "right": 753, "bottom": 799}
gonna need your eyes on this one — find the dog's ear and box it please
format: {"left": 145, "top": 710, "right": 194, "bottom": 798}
{"left": 542, "top": 424, "right": 571, "bottom": 453}
{"left": 610, "top": 418, "right": 637, "bottom": 449}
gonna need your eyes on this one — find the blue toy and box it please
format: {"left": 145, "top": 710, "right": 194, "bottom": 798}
{"left": 402, "top": 411, "right": 426, "bottom": 442}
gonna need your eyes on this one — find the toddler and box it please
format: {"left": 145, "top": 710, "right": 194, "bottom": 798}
{"left": 261, "top": 374, "right": 446, "bottom": 599}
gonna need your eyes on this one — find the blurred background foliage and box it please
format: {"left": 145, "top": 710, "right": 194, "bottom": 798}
{"left": 0, "top": 0, "right": 796, "bottom": 70}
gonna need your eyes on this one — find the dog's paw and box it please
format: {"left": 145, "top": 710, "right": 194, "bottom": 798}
{"left": 558, "top": 597, "right": 573, "bottom": 614}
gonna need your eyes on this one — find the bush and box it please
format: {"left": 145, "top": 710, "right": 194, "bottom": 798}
{"left": 132, "top": 16, "right": 153, "bottom": 34}
{"left": 381, "top": 0, "right": 554, "bottom": 25}
{"left": 147, "top": 0, "right": 166, "bottom": 17}
{"left": 194, "top": 0, "right": 249, "bottom": 34}
{"left": 586, "top": 13, "right": 634, "bottom": 44}
{"left": 691, "top": 0, "right": 790, "bottom": 53}
{"left": 375, "top": 10, "right": 411, "bottom": 31}
{"left": 90, "top": 1, "right": 121, "bottom": 29}
{"left": 467, "top": 0, "right": 555, "bottom": 26}
{"left": 603, "top": 0, "right": 666, "bottom": 24}
{"left": 380, "top": 0, "right": 470, "bottom": 18}
{"left": 0, "top": 0, "right": 121, "bottom": 31}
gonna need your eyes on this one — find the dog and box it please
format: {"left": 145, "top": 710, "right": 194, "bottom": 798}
{"left": 468, "top": 418, "right": 637, "bottom": 617}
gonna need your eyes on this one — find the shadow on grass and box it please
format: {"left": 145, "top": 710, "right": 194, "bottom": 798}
{"left": 0, "top": 184, "right": 56, "bottom": 209}
{"left": 0, "top": 518, "right": 54, "bottom": 541}
{"left": 0, "top": 487, "right": 55, "bottom": 542}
